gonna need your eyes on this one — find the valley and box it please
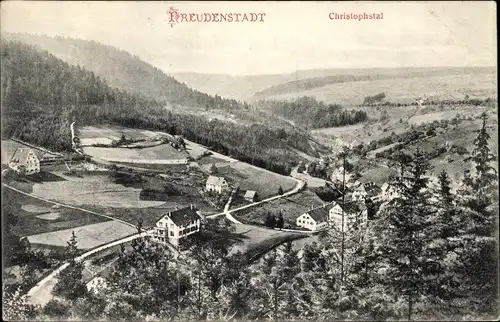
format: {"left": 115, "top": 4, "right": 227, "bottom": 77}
{"left": 1, "top": 26, "right": 498, "bottom": 322}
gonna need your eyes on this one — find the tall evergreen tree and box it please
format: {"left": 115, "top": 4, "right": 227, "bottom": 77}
{"left": 375, "top": 148, "right": 437, "bottom": 320}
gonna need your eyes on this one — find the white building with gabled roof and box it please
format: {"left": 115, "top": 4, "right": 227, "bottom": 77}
{"left": 8, "top": 148, "right": 40, "bottom": 175}
{"left": 206, "top": 175, "right": 229, "bottom": 194}
{"left": 151, "top": 205, "right": 203, "bottom": 247}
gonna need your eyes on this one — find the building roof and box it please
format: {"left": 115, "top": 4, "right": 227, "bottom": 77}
{"left": 304, "top": 207, "right": 329, "bottom": 223}
{"left": 206, "top": 175, "right": 227, "bottom": 187}
{"left": 161, "top": 206, "right": 202, "bottom": 227}
{"left": 333, "top": 201, "right": 365, "bottom": 214}
{"left": 10, "top": 148, "right": 38, "bottom": 165}
{"left": 365, "top": 184, "right": 382, "bottom": 198}
{"left": 244, "top": 190, "right": 257, "bottom": 199}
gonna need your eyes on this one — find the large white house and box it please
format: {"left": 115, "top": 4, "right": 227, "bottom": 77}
{"left": 8, "top": 148, "right": 40, "bottom": 175}
{"left": 329, "top": 201, "right": 368, "bottom": 233}
{"left": 151, "top": 205, "right": 203, "bottom": 246}
{"left": 296, "top": 205, "right": 331, "bottom": 231}
{"left": 206, "top": 175, "right": 229, "bottom": 194}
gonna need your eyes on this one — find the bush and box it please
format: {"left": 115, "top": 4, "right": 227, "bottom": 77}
{"left": 43, "top": 299, "right": 71, "bottom": 318}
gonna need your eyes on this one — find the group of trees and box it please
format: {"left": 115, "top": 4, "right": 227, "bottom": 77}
{"left": 354, "top": 112, "right": 498, "bottom": 319}
{"left": 363, "top": 92, "right": 386, "bottom": 105}
{"left": 257, "top": 96, "right": 368, "bottom": 130}
{"left": 264, "top": 212, "right": 284, "bottom": 229}
{"left": 1, "top": 40, "right": 319, "bottom": 175}
{"left": 360, "top": 97, "right": 496, "bottom": 108}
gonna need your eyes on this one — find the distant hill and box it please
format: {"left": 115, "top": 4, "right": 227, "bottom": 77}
{"left": 171, "top": 72, "right": 293, "bottom": 101}
{"left": 252, "top": 67, "right": 496, "bottom": 99}
{"left": 173, "top": 66, "right": 496, "bottom": 102}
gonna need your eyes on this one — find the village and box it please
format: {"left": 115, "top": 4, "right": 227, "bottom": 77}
{"left": 4, "top": 132, "right": 402, "bottom": 251}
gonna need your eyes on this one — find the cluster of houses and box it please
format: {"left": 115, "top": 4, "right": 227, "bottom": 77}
{"left": 296, "top": 180, "right": 399, "bottom": 232}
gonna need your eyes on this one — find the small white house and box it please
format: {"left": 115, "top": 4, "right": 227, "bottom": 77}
{"left": 8, "top": 148, "right": 40, "bottom": 175}
{"left": 296, "top": 205, "right": 330, "bottom": 231}
{"left": 328, "top": 201, "right": 368, "bottom": 233}
{"left": 151, "top": 205, "right": 203, "bottom": 246}
{"left": 206, "top": 175, "right": 229, "bottom": 194}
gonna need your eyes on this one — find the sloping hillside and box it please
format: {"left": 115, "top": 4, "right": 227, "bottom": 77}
{"left": 259, "top": 72, "right": 497, "bottom": 106}
{"left": 2, "top": 33, "right": 250, "bottom": 111}
{"left": 1, "top": 40, "right": 325, "bottom": 174}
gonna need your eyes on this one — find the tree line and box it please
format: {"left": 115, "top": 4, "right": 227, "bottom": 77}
{"left": 257, "top": 96, "right": 368, "bottom": 129}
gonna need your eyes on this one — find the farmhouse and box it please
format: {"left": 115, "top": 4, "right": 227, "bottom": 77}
{"left": 8, "top": 148, "right": 40, "bottom": 175}
{"left": 151, "top": 205, "right": 203, "bottom": 247}
{"left": 296, "top": 205, "right": 331, "bottom": 231}
{"left": 352, "top": 182, "right": 383, "bottom": 203}
{"left": 206, "top": 175, "right": 229, "bottom": 194}
{"left": 244, "top": 190, "right": 258, "bottom": 202}
{"left": 329, "top": 201, "right": 368, "bottom": 233}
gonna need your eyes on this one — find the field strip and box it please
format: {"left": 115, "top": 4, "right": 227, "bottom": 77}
{"left": 2, "top": 183, "right": 136, "bottom": 229}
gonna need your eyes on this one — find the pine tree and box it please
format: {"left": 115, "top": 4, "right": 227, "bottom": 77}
{"left": 468, "top": 112, "right": 497, "bottom": 189}
{"left": 375, "top": 148, "right": 437, "bottom": 320}
{"left": 65, "top": 230, "right": 79, "bottom": 259}
{"left": 53, "top": 233, "right": 88, "bottom": 301}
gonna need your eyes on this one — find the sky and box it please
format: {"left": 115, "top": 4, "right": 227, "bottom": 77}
{"left": 1, "top": 1, "right": 497, "bottom": 75}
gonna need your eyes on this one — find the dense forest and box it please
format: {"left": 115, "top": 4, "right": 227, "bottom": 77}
{"left": 257, "top": 96, "right": 368, "bottom": 129}
{"left": 4, "top": 116, "right": 498, "bottom": 320}
{"left": 2, "top": 33, "right": 251, "bottom": 111}
{"left": 0, "top": 40, "right": 315, "bottom": 174}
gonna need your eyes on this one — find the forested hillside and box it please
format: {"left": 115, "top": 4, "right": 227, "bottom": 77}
{"left": 3, "top": 33, "right": 250, "bottom": 111}
{"left": 257, "top": 96, "right": 368, "bottom": 129}
{"left": 0, "top": 40, "right": 314, "bottom": 174}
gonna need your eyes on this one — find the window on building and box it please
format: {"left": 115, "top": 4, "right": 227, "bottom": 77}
{"left": 170, "top": 231, "right": 174, "bottom": 237}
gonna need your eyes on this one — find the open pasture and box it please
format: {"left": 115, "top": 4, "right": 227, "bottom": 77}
{"left": 30, "top": 172, "right": 167, "bottom": 208}
{"left": 79, "top": 125, "right": 170, "bottom": 145}
{"left": 2, "top": 188, "right": 110, "bottom": 237}
{"left": 228, "top": 223, "right": 307, "bottom": 259}
{"left": 83, "top": 144, "right": 188, "bottom": 163}
{"left": 26, "top": 220, "right": 137, "bottom": 249}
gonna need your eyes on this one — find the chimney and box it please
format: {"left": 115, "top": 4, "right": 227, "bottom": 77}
{"left": 167, "top": 212, "right": 171, "bottom": 218}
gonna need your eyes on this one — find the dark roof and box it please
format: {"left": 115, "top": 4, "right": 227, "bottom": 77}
{"left": 365, "top": 185, "right": 382, "bottom": 198}
{"left": 305, "top": 207, "right": 329, "bottom": 223}
{"left": 163, "top": 206, "right": 201, "bottom": 226}
{"left": 335, "top": 201, "right": 366, "bottom": 213}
